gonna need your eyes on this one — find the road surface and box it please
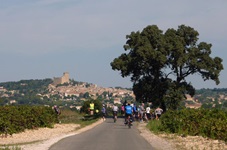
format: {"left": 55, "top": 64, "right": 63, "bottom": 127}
{"left": 49, "top": 117, "right": 154, "bottom": 150}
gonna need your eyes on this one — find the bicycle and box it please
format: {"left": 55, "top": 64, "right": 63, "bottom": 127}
{"left": 113, "top": 111, "right": 117, "bottom": 123}
{"left": 125, "top": 115, "right": 133, "bottom": 128}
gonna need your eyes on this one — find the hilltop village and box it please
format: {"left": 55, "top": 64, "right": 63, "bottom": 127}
{"left": 48, "top": 83, "right": 134, "bottom": 107}
{"left": 49, "top": 72, "right": 202, "bottom": 109}
{"left": 0, "top": 72, "right": 135, "bottom": 110}
{"left": 45, "top": 71, "right": 227, "bottom": 110}
{"left": 49, "top": 72, "right": 134, "bottom": 102}
{"left": 51, "top": 72, "right": 134, "bottom": 100}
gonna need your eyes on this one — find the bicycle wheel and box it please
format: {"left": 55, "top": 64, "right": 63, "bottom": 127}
{"left": 128, "top": 122, "right": 131, "bottom": 128}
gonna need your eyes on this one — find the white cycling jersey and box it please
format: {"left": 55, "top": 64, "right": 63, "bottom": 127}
{"left": 113, "top": 105, "right": 119, "bottom": 112}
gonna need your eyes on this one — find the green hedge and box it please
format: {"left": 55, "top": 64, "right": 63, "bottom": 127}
{"left": 159, "top": 108, "right": 227, "bottom": 142}
{"left": 0, "top": 105, "right": 58, "bottom": 136}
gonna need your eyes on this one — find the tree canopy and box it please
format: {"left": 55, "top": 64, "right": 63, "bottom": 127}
{"left": 110, "top": 24, "right": 223, "bottom": 110}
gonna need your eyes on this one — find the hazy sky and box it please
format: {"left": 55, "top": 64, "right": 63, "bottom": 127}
{"left": 0, "top": 0, "right": 226, "bottom": 89}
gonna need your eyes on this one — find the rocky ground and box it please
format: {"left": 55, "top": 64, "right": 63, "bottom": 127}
{"left": 0, "top": 120, "right": 226, "bottom": 150}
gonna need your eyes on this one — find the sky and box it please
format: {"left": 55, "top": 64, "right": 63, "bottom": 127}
{"left": 0, "top": 0, "right": 227, "bottom": 89}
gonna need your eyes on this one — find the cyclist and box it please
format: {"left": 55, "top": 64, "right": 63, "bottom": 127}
{"left": 124, "top": 103, "right": 133, "bottom": 125}
{"left": 53, "top": 105, "right": 61, "bottom": 123}
{"left": 101, "top": 104, "right": 106, "bottom": 121}
{"left": 54, "top": 105, "right": 61, "bottom": 115}
{"left": 139, "top": 103, "right": 145, "bottom": 122}
{"left": 112, "top": 104, "right": 119, "bottom": 122}
{"left": 132, "top": 104, "right": 138, "bottom": 121}
{"left": 121, "top": 104, "right": 125, "bottom": 116}
{"left": 155, "top": 107, "right": 163, "bottom": 120}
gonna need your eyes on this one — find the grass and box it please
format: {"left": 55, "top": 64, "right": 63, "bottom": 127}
{"left": 146, "top": 119, "right": 162, "bottom": 133}
{"left": 58, "top": 109, "right": 84, "bottom": 123}
{"left": 58, "top": 109, "right": 100, "bottom": 127}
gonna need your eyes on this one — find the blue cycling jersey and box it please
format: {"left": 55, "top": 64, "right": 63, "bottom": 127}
{"left": 125, "top": 105, "right": 132, "bottom": 114}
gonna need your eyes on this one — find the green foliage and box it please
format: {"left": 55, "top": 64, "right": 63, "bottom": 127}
{"left": 111, "top": 24, "right": 223, "bottom": 110}
{"left": 146, "top": 119, "right": 162, "bottom": 133}
{"left": 0, "top": 106, "right": 57, "bottom": 136}
{"left": 163, "top": 84, "right": 186, "bottom": 110}
{"left": 0, "top": 79, "right": 53, "bottom": 106}
{"left": 159, "top": 108, "right": 227, "bottom": 142}
{"left": 0, "top": 79, "right": 52, "bottom": 91}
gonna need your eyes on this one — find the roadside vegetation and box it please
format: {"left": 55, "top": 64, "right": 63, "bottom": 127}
{"left": 58, "top": 107, "right": 100, "bottom": 128}
{"left": 0, "top": 105, "right": 101, "bottom": 137}
{"left": 0, "top": 105, "right": 101, "bottom": 150}
{"left": 0, "top": 105, "right": 57, "bottom": 136}
{"left": 147, "top": 108, "right": 227, "bottom": 142}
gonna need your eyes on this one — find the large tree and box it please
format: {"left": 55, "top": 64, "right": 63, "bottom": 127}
{"left": 110, "top": 24, "right": 223, "bottom": 110}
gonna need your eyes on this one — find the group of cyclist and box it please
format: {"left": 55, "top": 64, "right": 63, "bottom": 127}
{"left": 110, "top": 101, "right": 163, "bottom": 125}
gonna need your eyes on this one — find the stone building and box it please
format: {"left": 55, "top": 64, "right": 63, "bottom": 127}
{"left": 53, "top": 72, "right": 70, "bottom": 86}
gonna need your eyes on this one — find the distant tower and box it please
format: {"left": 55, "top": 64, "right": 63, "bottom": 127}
{"left": 53, "top": 72, "right": 70, "bottom": 85}
{"left": 62, "top": 72, "right": 69, "bottom": 84}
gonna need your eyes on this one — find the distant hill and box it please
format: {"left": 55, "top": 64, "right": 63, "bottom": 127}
{"left": 0, "top": 79, "right": 226, "bottom": 110}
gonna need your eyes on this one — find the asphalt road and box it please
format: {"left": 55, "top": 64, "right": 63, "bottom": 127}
{"left": 49, "top": 117, "right": 154, "bottom": 150}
